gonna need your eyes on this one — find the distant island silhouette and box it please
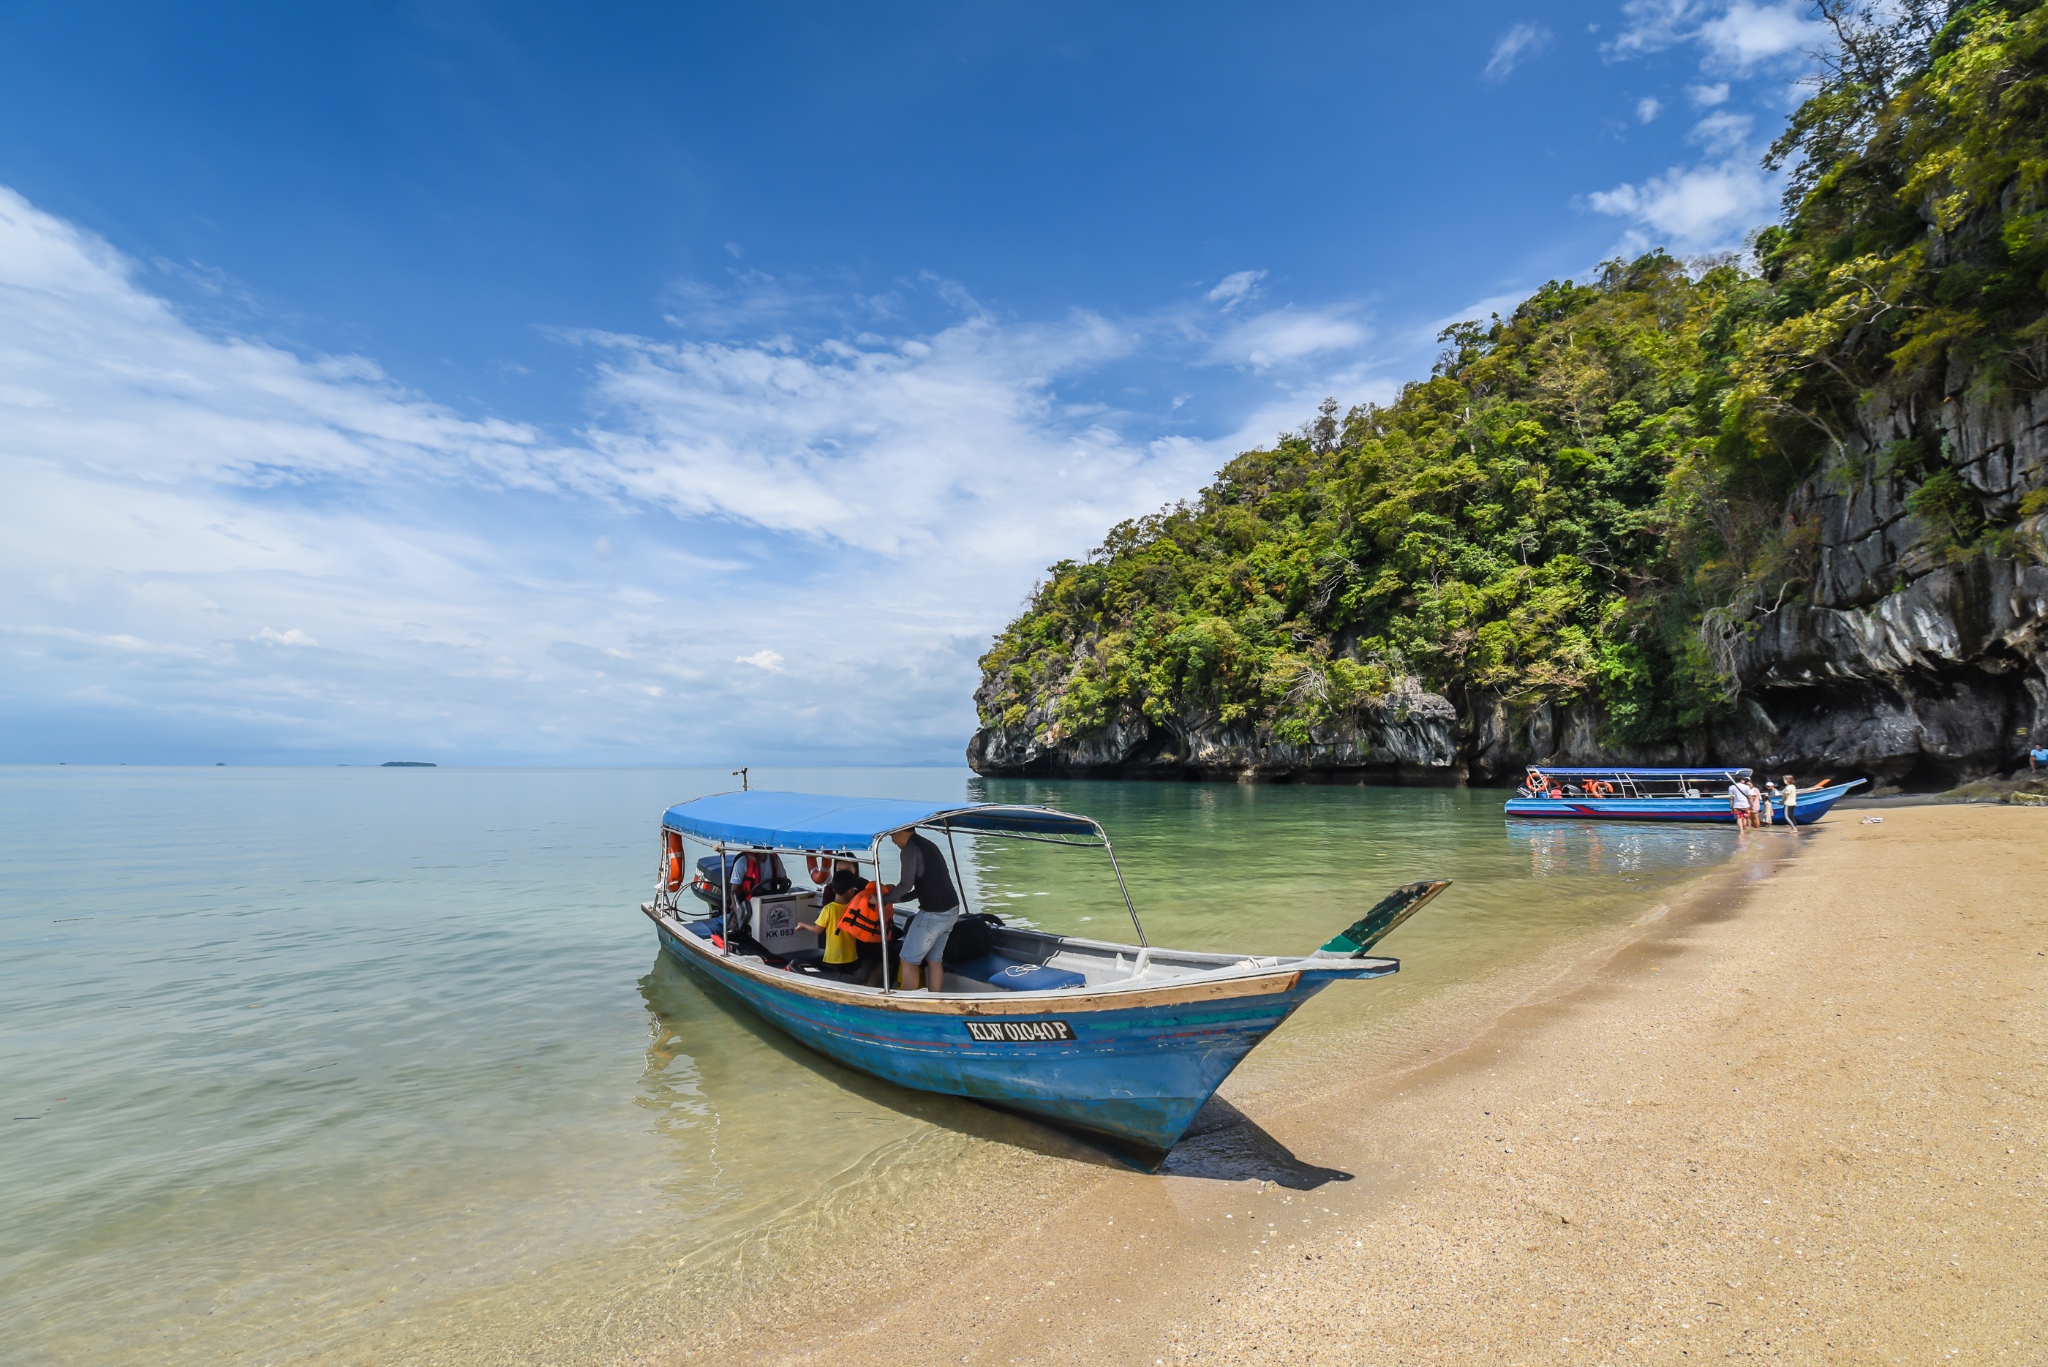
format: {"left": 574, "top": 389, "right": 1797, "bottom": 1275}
{"left": 380, "top": 761, "right": 437, "bottom": 767}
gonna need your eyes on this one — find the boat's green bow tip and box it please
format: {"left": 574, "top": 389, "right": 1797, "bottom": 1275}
{"left": 1318, "top": 880, "right": 1452, "bottom": 956}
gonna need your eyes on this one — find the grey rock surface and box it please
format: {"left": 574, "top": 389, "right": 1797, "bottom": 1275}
{"left": 1728, "top": 385, "right": 2048, "bottom": 786}
{"left": 966, "top": 678, "right": 1459, "bottom": 782}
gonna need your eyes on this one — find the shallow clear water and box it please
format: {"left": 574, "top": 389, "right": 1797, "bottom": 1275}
{"left": 0, "top": 766, "right": 1738, "bottom": 1363}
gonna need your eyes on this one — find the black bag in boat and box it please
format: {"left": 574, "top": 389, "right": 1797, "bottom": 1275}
{"left": 942, "top": 911, "right": 1004, "bottom": 965}
{"left": 688, "top": 851, "right": 792, "bottom": 909}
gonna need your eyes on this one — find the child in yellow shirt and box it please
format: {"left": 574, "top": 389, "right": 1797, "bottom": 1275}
{"left": 801, "top": 869, "right": 864, "bottom": 977}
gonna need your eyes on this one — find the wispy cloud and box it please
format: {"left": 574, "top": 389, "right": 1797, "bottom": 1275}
{"left": 1206, "top": 270, "right": 1266, "bottom": 308}
{"left": 1485, "top": 22, "right": 1553, "bottom": 82}
{"left": 1687, "top": 108, "right": 1754, "bottom": 153}
{"left": 1586, "top": 158, "right": 1772, "bottom": 250}
{"left": 1610, "top": 1, "right": 1821, "bottom": 73}
{"left": 1697, "top": 1, "right": 1825, "bottom": 73}
{"left": 1209, "top": 307, "right": 1368, "bottom": 370}
{"left": 0, "top": 184, "right": 1390, "bottom": 764}
{"left": 1636, "top": 95, "right": 1664, "bottom": 123}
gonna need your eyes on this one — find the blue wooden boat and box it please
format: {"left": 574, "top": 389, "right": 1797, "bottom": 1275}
{"left": 637, "top": 789, "right": 1448, "bottom": 1168}
{"left": 1503, "top": 766, "right": 1866, "bottom": 824}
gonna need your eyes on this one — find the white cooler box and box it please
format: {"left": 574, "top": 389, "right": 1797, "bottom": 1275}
{"left": 751, "top": 892, "right": 822, "bottom": 956}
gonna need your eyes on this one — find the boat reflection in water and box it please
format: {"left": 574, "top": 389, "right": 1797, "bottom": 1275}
{"left": 1505, "top": 820, "right": 1737, "bottom": 881}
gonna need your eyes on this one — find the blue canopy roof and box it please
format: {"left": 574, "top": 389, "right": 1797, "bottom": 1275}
{"left": 660, "top": 790, "right": 1101, "bottom": 852}
{"left": 1528, "top": 766, "right": 1753, "bottom": 777}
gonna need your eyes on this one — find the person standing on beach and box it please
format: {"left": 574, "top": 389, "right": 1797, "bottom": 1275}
{"left": 1781, "top": 774, "right": 1799, "bottom": 825}
{"left": 1752, "top": 777, "right": 1772, "bottom": 826}
{"left": 1727, "top": 778, "right": 1751, "bottom": 831}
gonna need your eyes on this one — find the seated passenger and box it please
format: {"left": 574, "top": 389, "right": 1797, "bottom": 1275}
{"left": 832, "top": 877, "right": 891, "bottom": 985}
{"left": 799, "top": 870, "right": 866, "bottom": 979}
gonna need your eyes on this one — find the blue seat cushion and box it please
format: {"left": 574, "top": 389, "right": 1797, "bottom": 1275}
{"left": 955, "top": 956, "right": 1086, "bottom": 991}
{"left": 680, "top": 918, "right": 723, "bottom": 940}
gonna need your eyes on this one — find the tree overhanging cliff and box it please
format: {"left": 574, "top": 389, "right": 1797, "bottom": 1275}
{"left": 972, "top": 0, "right": 2048, "bottom": 786}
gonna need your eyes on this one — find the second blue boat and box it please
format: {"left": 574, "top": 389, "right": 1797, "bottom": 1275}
{"left": 1504, "top": 766, "right": 1865, "bottom": 824}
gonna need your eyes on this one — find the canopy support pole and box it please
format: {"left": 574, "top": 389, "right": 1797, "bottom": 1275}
{"left": 1099, "top": 826, "right": 1147, "bottom": 948}
{"left": 873, "top": 839, "right": 892, "bottom": 994}
{"left": 941, "top": 821, "right": 972, "bottom": 918}
{"left": 717, "top": 841, "right": 730, "bottom": 954}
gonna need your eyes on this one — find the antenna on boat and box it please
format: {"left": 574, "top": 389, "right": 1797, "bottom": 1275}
{"left": 732, "top": 766, "right": 749, "bottom": 791}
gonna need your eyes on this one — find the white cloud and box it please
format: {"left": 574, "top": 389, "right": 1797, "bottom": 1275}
{"left": 1698, "top": 2, "right": 1824, "bottom": 72}
{"left": 1611, "top": 1, "right": 1822, "bottom": 73}
{"left": 1637, "top": 96, "right": 1664, "bottom": 123}
{"left": 1689, "top": 80, "right": 1731, "bottom": 106}
{"left": 1610, "top": 0, "right": 1701, "bottom": 57}
{"left": 1587, "top": 159, "right": 1773, "bottom": 249}
{"left": 1206, "top": 270, "right": 1266, "bottom": 308}
{"left": 1209, "top": 307, "right": 1368, "bottom": 370}
{"left": 0, "top": 184, "right": 1388, "bottom": 764}
{"left": 1687, "top": 108, "right": 1755, "bottom": 154}
{"left": 1485, "top": 23, "right": 1553, "bottom": 82}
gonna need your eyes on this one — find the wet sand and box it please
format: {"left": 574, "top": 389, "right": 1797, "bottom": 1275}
{"left": 757, "top": 803, "right": 2048, "bottom": 1364}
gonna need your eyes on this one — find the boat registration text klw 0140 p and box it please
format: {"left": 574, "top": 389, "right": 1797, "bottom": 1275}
{"left": 964, "top": 1019, "right": 1075, "bottom": 1042}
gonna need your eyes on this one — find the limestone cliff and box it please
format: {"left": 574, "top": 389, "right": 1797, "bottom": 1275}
{"left": 1720, "top": 386, "right": 2048, "bottom": 787}
{"left": 968, "top": 384, "right": 2048, "bottom": 788}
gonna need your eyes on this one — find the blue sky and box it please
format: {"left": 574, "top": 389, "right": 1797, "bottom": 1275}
{"left": 0, "top": 0, "right": 1826, "bottom": 765}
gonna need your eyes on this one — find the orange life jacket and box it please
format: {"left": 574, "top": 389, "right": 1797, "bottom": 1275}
{"left": 838, "top": 882, "right": 887, "bottom": 943}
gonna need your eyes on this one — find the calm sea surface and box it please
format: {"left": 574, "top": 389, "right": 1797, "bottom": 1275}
{"left": 1, "top": 765, "right": 1740, "bottom": 1363}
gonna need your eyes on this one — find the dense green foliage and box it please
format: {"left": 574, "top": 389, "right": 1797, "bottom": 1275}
{"left": 979, "top": 1, "right": 2048, "bottom": 752}
{"left": 1751, "top": 0, "right": 2048, "bottom": 416}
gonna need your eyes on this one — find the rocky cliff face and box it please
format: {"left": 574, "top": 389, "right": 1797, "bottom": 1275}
{"left": 966, "top": 676, "right": 1460, "bottom": 782}
{"left": 968, "top": 384, "right": 2048, "bottom": 788}
{"left": 1722, "top": 384, "right": 2048, "bottom": 787}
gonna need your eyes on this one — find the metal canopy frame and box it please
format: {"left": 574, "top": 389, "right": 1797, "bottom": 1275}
{"left": 659, "top": 800, "right": 1148, "bottom": 990}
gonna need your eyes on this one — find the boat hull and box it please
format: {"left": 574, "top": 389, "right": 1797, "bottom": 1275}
{"left": 650, "top": 914, "right": 1388, "bottom": 1164}
{"left": 1504, "top": 780, "right": 1862, "bottom": 825}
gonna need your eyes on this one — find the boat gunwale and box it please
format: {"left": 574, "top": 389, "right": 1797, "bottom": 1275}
{"left": 640, "top": 902, "right": 1387, "bottom": 1015}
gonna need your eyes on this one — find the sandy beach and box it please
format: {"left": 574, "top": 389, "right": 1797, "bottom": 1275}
{"left": 715, "top": 803, "right": 2048, "bottom": 1365}
{"left": 328, "top": 803, "right": 2047, "bottom": 1365}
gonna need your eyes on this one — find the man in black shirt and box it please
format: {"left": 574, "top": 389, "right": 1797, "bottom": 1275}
{"left": 886, "top": 826, "right": 960, "bottom": 990}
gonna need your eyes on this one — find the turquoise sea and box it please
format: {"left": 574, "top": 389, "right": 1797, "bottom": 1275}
{"left": 0, "top": 765, "right": 1741, "bottom": 1364}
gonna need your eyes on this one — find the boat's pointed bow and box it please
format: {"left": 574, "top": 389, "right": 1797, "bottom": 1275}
{"left": 1318, "top": 880, "right": 1451, "bottom": 956}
